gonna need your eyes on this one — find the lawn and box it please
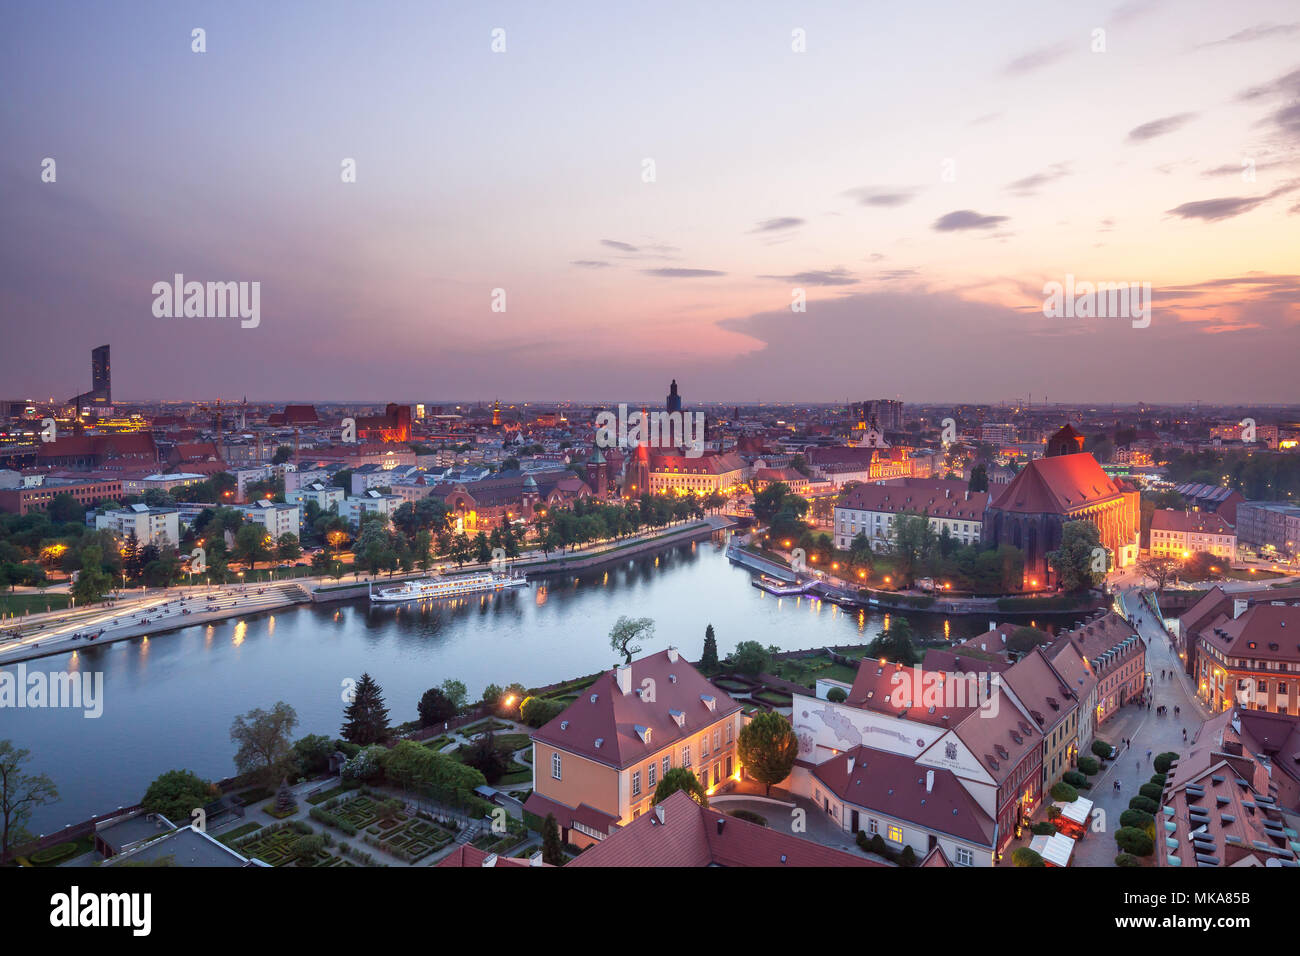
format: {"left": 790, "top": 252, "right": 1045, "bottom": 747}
{"left": 0, "top": 593, "right": 72, "bottom": 616}
{"left": 306, "top": 785, "right": 347, "bottom": 805}
{"left": 217, "top": 822, "right": 263, "bottom": 845}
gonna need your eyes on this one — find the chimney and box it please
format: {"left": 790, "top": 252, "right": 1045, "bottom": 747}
{"left": 847, "top": 756, "right": 855, "bottom": 774}
{"left": 529, "top": 850, "right": 544, "bottom": 867}
{"left": 666, "top": 646, "right": 679, "bottom": 663}
{"left": 989, "top": 620, "right": 997, "bottom": 633}
{"left": 654, "top": 805, "right": 665, "bottom": 825}
{"left": 716, "top": 816, "right": 725, "bottom": 835}
{"left": 1233, "top": 599, "right": 1248, "bottom": 619}
{"left": 481, "top": 853, "right": 498, "bottom": 868}
{"left": 926, "top": 769, "right": 934, "bottom": 793}
{"left": 615, "top": 664, "right": 633, "bottom": 695}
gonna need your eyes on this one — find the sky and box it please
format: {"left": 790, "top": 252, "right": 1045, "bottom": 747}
{"left": 1, "top": 0, "right": 1298, "bottom": 405}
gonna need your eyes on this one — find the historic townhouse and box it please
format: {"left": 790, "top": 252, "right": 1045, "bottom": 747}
{"left": 1052, "top": 612, "right": 1146, "bottom": 727}
{"left": 525, "top": 649, "right": 743, "bottom": 848}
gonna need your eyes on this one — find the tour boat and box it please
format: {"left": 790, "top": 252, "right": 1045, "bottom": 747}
{"left": 369, "top": 570, "right": 527, "bottom": 603}
{"left": 751, "top": 574, "right": 809, "bottom": 596}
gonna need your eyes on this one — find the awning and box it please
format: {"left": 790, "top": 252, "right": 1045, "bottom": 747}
{"left": 1029, "top": 832, "right": 1075, "bottom": 867}
{"left": 1059, "top": 796, "right": 1094, "bottom": 826}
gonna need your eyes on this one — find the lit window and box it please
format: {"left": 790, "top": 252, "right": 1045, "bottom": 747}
{"left": 887, "top": 825, "right": 903, "bottom": 844}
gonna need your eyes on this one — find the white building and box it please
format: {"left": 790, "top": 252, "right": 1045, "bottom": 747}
{"left": 286, "top": 480, "right": 345, "bottom": 512}
{"left": 1149, "top": 509, "right": 1236, "bottom": 561}
{"left": 340, "top": 489, "right": 402, "bottom": 527}
{"left": 95, "top": 503, "right": 180, "bottom": 547}
{"left": 234, "top": 500, "right": 301, "bottom": 540}
{"left": 834, "top": 479, "right": 989, "bottom": 551}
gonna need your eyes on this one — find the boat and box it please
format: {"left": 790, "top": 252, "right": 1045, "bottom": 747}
{"left": 369, "top": 570, "right": 528, "bottom": 603}
{"left": 751, "top": 573, "right": 810, "bottom": 596}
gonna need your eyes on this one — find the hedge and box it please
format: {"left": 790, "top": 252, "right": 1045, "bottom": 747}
{"left": 1091, "top": 739, "right": 1113, "bottom": 760}
{"left": 1077, "top": 756, "right": 1100, "bottom": 776}
{"left": 1049, "top": 781, "right": 1079, "bottom": 803}
{"left": 1063, "top": 771, "right": 1088, "bottom": 788}
{"left": 1114, "top": 853, "right": 1141, "bottom": 867}
{"left": 1011, "top": 847, "right": 1045, "bottom": 867}
{"left": 1138, "top": 783, "right": 1164, "bottom": 802}
{"left": 1128, "top": 795, "right": 1159, "bottom": 814}
{"left": 1030, "top": 822, "right": 1057, "bottom": 835}
{"left": 1149, "top": 773, "right": 1167, "bottom": 787}
{"left": 1119, "top": 809, "right": 1154, "bottom": 831}
{"left": 1153, "top": 752, "right": 1179, "bottom": 775}
{"left": 30, "top": 841, "right": 80, "bottom": 865}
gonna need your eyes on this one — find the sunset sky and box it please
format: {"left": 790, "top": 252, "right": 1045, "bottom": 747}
{"left": 2, "top": 0, "right": 1298, "bottom": 404}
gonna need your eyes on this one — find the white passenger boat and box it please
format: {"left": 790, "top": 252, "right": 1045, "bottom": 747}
{"left": 369, "top": 570, "right": 527, "bottom": 603}
{"left": 751, "top": 573, "right": 810, "bottom": 596}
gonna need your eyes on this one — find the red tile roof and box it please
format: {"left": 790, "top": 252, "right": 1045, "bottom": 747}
{"left": 531, "top": 649, "right": 743, "bottom": 770}
{"left": 436, "top": 845, "right": 541, "bottom": 868}
{"left": 566, "top": 790, "right": 881, "bottom": 868}
{"left": 837, "top": 483, "right": 989, "bottom": 521}
{"left": 1150, "top": 509, "right": 1234, "bottom": 536}
{"left": 989, "top": 452, "right": 1122, "bottom": 514}
{"left": 812, "top": 746, "right": 997, "bottom": 848}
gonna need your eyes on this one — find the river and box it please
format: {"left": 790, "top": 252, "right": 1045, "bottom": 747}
{"left": 3, "top": 534, "right": 1004, "bottom": 833}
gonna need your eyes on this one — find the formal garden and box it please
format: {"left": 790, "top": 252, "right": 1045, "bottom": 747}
{"left": 308, "top": 791, "right": 457, "bottom": 863}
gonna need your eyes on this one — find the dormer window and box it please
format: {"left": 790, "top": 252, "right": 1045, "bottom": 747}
{"left": 700, "top": 695, "right": 716, "bottom": 712}
{"left": 669, "top": 709, "right": 686, "bottom": 728}
{"left": 635, "top": 724, "right": 652, "bottom": 745}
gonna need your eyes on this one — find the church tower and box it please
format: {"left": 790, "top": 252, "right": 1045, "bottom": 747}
{"left": 666, "top": 379, "right": 682, "bottom": 414}
{"left": 586, "top": 445, "right": 609, "bottom": 498}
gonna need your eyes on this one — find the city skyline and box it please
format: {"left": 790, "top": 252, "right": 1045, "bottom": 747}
{"left": 2, "top": 1, "right": 1299, "bottom": 403}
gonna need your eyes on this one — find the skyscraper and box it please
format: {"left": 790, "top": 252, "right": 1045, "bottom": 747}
{"left": 70, "top": 344, "right": 112, "bottom": 415}
{"left": 666, "top": 379, "right": 682, "bottom": 413}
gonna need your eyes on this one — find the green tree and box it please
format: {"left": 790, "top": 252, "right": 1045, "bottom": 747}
{"left": 0, "top": 740, "right": 59, "bottom": 854}
{"left": 440, "top": 679, "right": 468, "bottom": 710}
{"left": 729, "top": 640, "right": 770, "bottom": 676}
{"left": 230, "top": 701, "right": 300, "bottom": 786}
{"left": 141, "top": 769, "right": 218, "bottom": 824}
{"left": 234, "top": 523, "right": 273, "bottom": 571}
{"left": 417, "top": 686, "right": 457, "bottom": 727}
{"left": 890, "top": 511, "right": 936, "bottom": 586}
{"left": 341, "top": 673, "right": 390, "bottom": 745}
{"left": 651, "top": 767, "right": 708, "bottom": 808}
{"left": 1048, "top": 520, "right": 1103, "bottom": 592}
{"left": 737, "top": 712, "right": 798, "bottom": 796}
{"left": 867, "top": 617, "right": 919, "bottom": 665}
{"left": 700, "top": 624, "right": 719, "bottom": 674}
{"left": 609, "top": 615, "right": 654, "bottom": 665}
{"left": 541, "top": 812, "right": 564, "bottom": 865}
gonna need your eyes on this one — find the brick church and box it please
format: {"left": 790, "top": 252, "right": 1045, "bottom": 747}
{"left": 983, "top": 425, "right": 1139, "bottom": 588}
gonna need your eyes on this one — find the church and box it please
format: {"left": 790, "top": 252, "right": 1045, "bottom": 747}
{"left": 982, "top": 425, "right": 1139, "bottom": 587}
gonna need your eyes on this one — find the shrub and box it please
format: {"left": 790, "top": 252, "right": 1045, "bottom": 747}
{"left": 727, "top": 809, "right": 767, "bottom": 827}
{"left": 1114, "top": 853, "right": 1141, "bottom": 867}
{"left": 520, "top": 696, "right": 566, "bottom": 728}
{"left": 826, "top": 687, "right": 847, "bottom": 703}
{"left": 1077, "top": 756, "right": 1100, "bottom": 776}
{"left": 291, "top": 819, "right": 313, "bottom": 834}
{"left": 1115, "top": 827, "right": 1154, "bottom": 857}
{"left": 1139, "top": 783, "right": 1164, "bottom": 802}
{"left": 1128, "top": 795, "right": 1159, "bottom": 814}
{"left": 1153, "top": 752, "right": 1179, "bottom": 774}
{"left": 899, "top": 845, "right": 917, "bottom": 867}
{"left": 1011, "top": 847, "right": 1045, "bottom": 867}
{"left": 1149, "top": 773, "right": 1167, "bottom": 787}
{"left": 30, "top": 841, "right": 80, "bottom": 865}
{"left": 1091, "top": 739, "right": 1113, "bottom": 760}
{"left": 1030, "top": 822, "right": 1057, "bottom": 835}
{"left": 1049, "top": 781, "right": 1079, "bottom": 803}
{"left": 1063, "top": 771, "right": 1087, "bottom": 788}
{"left": 868, "top": 833, "right": 888, "bottom": 858}
{"left": 1120, "top": 809, "right": 1154, "bottom": 831}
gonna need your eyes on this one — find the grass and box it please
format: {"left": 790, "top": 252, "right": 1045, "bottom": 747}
{"left": 422, "top": 735, "right": 454, "bottom": 751}
{"left": 217, "top": 822, "right": 263, "bottom": 845}
{"left": 306, "top": 785, "right": 347, "bottom": 805}
{"left": 28, "top": 834, "right": 94, "bottom": 866}
{"left": 0, "top": 592, "right": 73, "bottom": 616}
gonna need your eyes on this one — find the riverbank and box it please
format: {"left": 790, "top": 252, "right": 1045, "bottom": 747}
{"left": 0, "top": 518, "right": 732, "bottom": 665}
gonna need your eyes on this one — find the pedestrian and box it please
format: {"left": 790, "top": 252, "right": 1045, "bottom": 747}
{"left": 1136, "top": 759, "right": 1140, "bottom": 771}
{"left": 1147, "top": 749, "right": 1152, "bottom": 762}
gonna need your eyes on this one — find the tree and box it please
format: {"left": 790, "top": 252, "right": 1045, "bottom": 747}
{"left": 867, "top": 617, "right": 918, "bottom": 665}
{"left": 230, "top": 702, "right": 300, "bottom": 786}
{"left": 292, "top": 734, "right": 335, "bottom": 777}
{"left": 737, "top": 712, "right": 799, "bottom": 796}
{"left": 461, "top": 731, "right": 509, "bottom": 784}
{"left": 1048, "top": 520, "right": 1103, "bottom": 592}
{"left": 440, "top": 679, "right": 468, "bottom": 710}
{"left": 890, "top": 511, "right": 936, "bottom": 586}
{"left": 141, "top": 769, "right": 217, "bottom": 825}
{"left": 234, "top": 523, "right": 273, "bottom": 571}
{"left": 700, "top": 624, "right": 719, "bottom": 674}
{"left": 276, "top": 533, "right": 301, "bottom": 562}
{"left": 417, "top": 687, "right": 457, "bottom": 727}
{"left": 1008, "top": 626, "right": 1051, "bottom": 655}
{"left": 274, "top": 778, "right": 297, "bottom": 815}
{"left": 652, "top": 767, "right": 708, "bottom": 807}
{"left": 968, "top": 464, "right": 989, "bottom": 493}
{"left": 1011, "top": 846, "right": 1045, "bottom": 867}
{"left": 1137, "top": 556, "right": 1175, "bottom": 593}
{"left": 272, "top": 445, "right": 293, "bottom": 464}
{"left": 609, "top": 615, "right": 654, "bottom": 665}
{"left": 341, "top": 673, "right": 390, "bottom": 745}
{"left": 0, "top": 740, "right": 58, "bottom": 854}
{"left": 541, "top": 812, "right": 564, "bottom": 865}
{"left": 729, "top": 640, "right": 770, "bottom": 676}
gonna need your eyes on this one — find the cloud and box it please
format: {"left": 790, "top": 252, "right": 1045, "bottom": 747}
{"left": 1005, "top": 163, "right": 1072, "bottom": 196}
{"left": 1236, "top": 66, "right": 1300, "bottom": 102}
{"left": 932, "top": 210, "right": 1010, "bottom": 231}
{"left": 844, "top": 187, "right": 918, "bottom": 207}
{"left": 1166, "top": 179, "right": 1300, "bottom": 222}
{"left": 600, "top": 239, "right": 639, "bottom": 252}
{"left": 1201, "top": 159, "right": 1292, "bottom": 177}
{"left": 641, "top": 268, "right": 725, "bottom": 278}
{"left": 570, "top": 260, "right": 611, "bottom": 268}
{"left": 1002, "top": 43, "right": 1070, "bottom": 75}
{"left": 1109, "top": 0, "right": 1163, "bottom": 24}
{"left": 1200, "top": 22, "right": 1300, "bottom": 47}
{"left": 1126, "top": 113, "right": 1197, "bottom": 142}
{"left": 756, "top": 268, "right": 856, "bottom": 286}
{"left": 751, "top": 217, "right": 804, "bottom": 233}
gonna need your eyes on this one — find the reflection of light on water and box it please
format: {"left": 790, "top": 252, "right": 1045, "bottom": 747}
{"left": 232, "top": 621, "right": 246, "bottom": 645}
{"left": 602, "top": 572, "right": 608, "bottom": 587}
{"left": 943, "top": 619, "right": 950, "bottom": 641}
{"left": 69, "top": 651, "right": 79, "bottom": 668}
{"left": 535, "top": 585, "right": 548, "bottom": 607}
{"left": 857, "top": 610, "right": 866, "bottom": 633}
{"left": 267, "top": 616, "right": 276, "bottom": 637}
{"left": 883, "top": 613, "right": 891, "bottom": 632}
{"left": 205, "top": 625, "right": 214, "bottom": 647}
{"left": 654, "top": 557, "right": 659, "bottom": 567}
{"left": 333, "top": 610, "right": 341, "bottom": 622}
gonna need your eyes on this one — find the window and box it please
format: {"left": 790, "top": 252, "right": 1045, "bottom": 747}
{"left": 714, "top": 729, "right": 721, "bottom": 751}
{"left": 956, "top": 847, "right": 974, "bottom": 867}
{"left": 631, "top": 770, "right": 641, "bottom": 798}
{"left": 663, "top": 755, "right": 670, "bottom": 777}
{"left": 551, "top": 752, "right": 562, "bottom": 780}
{"left": 725, "top": 721, "right": 733, "bottom": 744}
{"left": 887, "top": 824, "right": 903, "bottom": 844}
{"left": 867, "top": 818, "right": 878, "bottom": 835}
{"left": 647, "top": 762, "right": 657, "bottom": 789}
{"left": 683, "top": 745, "right": 692, "bottom": 768}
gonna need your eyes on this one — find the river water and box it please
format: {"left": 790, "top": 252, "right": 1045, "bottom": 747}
{"left": 3, "top": 534, "right": 1004, "bottom": 833}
